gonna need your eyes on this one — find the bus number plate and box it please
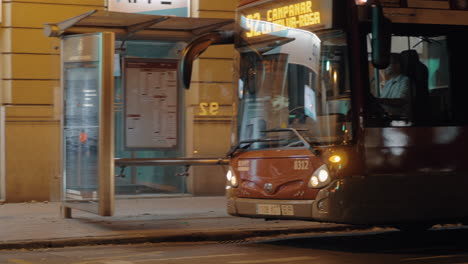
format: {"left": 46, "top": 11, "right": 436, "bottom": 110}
{"left": 294, "top": 160, "right": 309, "bottom": 170}
{"left": 257, "top": 204, "right": 294, "bottom": 215}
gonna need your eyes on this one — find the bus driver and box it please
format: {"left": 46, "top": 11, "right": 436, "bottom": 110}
{"left": 378, "top": 53, "right": 411, "bottom": 118}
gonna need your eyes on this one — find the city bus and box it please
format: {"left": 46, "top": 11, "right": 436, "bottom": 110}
{"left": 181, "top": 0, "right": 468, "bottom": 230}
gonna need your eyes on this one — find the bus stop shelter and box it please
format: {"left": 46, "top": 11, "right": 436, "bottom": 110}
{"left": 44, "top": 10, "right": 232, "bottom": 218}
{"left": 44, "top": 10, "right": 233, "bottom": 41}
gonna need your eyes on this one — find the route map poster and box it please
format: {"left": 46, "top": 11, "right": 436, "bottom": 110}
{"left": 124, "top": 59, "right": 178, "bottom": 149}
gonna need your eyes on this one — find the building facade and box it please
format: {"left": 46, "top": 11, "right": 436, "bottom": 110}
{"left": 0, "top": 0, "right": 237, "bottom": 202}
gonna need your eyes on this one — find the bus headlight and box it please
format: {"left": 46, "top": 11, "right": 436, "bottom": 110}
{"left": 308, "top": 165, "right": 330, "bottom": 188}
{"left": 318, "top": 169, "right": 329, "bottom": 182}
{"left": 226, "top": 168, "right": 239, "bottom": 188}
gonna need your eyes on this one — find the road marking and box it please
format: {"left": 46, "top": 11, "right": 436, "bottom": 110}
{"left": 402, "top": 254, "right": 468, "bottom": 261}
{"left": 134, "top": 253, "right": 248, "bottom": 262}
{"left": 102, "top": 261, "right": 133, "bottom": 264}
{"left": 76, "top": 251, "right": 163, "bottom": 264}
{"left": 8, "top": 259, "right": 34, "bottom": 264}
{"left": 75, "top": 260, "right": 133, "bottom": 264}
{"left": 229, "top": 256, "right": 319, "bottom": 263}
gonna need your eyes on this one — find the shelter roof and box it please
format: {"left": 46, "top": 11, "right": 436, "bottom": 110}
{"left": 44, "top": 10, "right": 234, "bottom": 41}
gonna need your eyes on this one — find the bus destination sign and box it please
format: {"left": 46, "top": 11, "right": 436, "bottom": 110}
{"left": 240, "top": 0, "right": 332, "bottom": 38}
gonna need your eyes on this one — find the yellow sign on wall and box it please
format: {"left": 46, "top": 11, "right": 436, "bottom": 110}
{"left": 199, "top": 102, "right": 220, "bottom": 116}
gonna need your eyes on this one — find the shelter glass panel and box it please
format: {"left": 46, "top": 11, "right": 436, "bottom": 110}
{"left": 62, "top": 33, "right": 114, "bottom": 216}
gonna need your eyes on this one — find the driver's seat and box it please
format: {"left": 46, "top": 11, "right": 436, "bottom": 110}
{"left": 400, "top": 50, "right": 429, "bottom": 124}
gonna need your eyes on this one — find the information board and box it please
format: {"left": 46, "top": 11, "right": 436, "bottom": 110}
{"left": 62, "top": 32, "right": 115, "bottom": 216}
{"left": 124, "top": 59, "right": 178, "bottom": 149}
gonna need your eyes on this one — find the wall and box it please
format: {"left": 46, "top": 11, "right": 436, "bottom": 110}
{"left": 186, "top": 0, "right": 237, "bottom": 195}
{"left": 0, "top": 106, "right": 4, "bottom": 202}
{"left": 0, "top": 0, "right": 239, "bottom": 201}
{"left": 0, "top": 0, "right": 105, "bottom": 202}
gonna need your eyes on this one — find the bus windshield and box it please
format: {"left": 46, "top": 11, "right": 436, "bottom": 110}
{"left": 234, "top": 28, "right": 352, "bottom": 149}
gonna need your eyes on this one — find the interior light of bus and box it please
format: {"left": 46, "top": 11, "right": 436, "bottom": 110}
{"left": 329, "top": 155, "right": 342, "bottom": 163}
{"left": 355, "top": 0, "right": 368, "bottom": 5}
{"left": 333, "top": 71, "right": 338, "bottom": 83}
{"left": 326, "top": 60, "right": 330, "bottom": 71}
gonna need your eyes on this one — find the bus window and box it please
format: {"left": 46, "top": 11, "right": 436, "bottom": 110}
{"left": 366, "top": 33, "right": 462, "bottom": 127}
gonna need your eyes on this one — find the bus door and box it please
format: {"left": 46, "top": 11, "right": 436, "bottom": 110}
{"left": 61, "top": 32, "right": 115, "bottom": 217}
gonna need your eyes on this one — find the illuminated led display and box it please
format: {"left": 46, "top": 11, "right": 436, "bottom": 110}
{"left": 266, "top": 1, "right": 320, "bottom": 25}
{"left": 240, "top": 0, "right": 332, "bottom": 38}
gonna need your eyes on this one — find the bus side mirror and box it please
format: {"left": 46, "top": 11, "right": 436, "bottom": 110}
{"left": 371, "top": 4, "right": 392, "bottom": 69}
{"left": 179, "top": 31, "right": 234, "bottom": 89}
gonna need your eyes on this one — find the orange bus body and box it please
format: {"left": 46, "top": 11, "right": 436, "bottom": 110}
{"left": 225, "top": 0, "right": 468, "bottom": 227}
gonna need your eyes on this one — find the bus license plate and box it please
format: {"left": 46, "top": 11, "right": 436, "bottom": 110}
{"left": 257, "top": 204, "right": 294, "bottom": 215}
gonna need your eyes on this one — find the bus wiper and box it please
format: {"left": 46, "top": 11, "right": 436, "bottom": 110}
{"left": 226, "top": 138, "right": 281, "bottom": 157}
{"left": 261, "top": 128, "right": 312, "bottom": 148}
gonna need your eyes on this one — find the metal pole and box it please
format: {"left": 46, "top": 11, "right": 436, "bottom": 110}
{"left": 115, "top": 157, "right": 229, "bottom": 167}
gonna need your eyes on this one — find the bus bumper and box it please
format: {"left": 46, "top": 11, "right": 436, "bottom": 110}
{"left": 228, "top": 173, "right": 468, "bottom": 225}
{"left": 227, "top": 197, "right": 315, "bottom": 220}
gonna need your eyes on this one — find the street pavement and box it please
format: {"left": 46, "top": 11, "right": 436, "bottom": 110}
{"left": 0, "top": 196, "right": 353, "bottom": 250}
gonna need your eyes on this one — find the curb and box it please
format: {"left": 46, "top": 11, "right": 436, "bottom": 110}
{"left": 0, "top": 224, "right": 368, "bottom": 250}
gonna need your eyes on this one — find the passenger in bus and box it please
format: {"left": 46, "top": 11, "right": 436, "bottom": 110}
{"left": 378, "top": 53, "right": 411, "bottom": 118}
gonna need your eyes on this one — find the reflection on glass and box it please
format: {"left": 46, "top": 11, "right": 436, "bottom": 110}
{"left": 235, "top": 27, "right": 352, "bottom": 150}
{"left": 64, "top": 63, "right": 100, "bottom": 201}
